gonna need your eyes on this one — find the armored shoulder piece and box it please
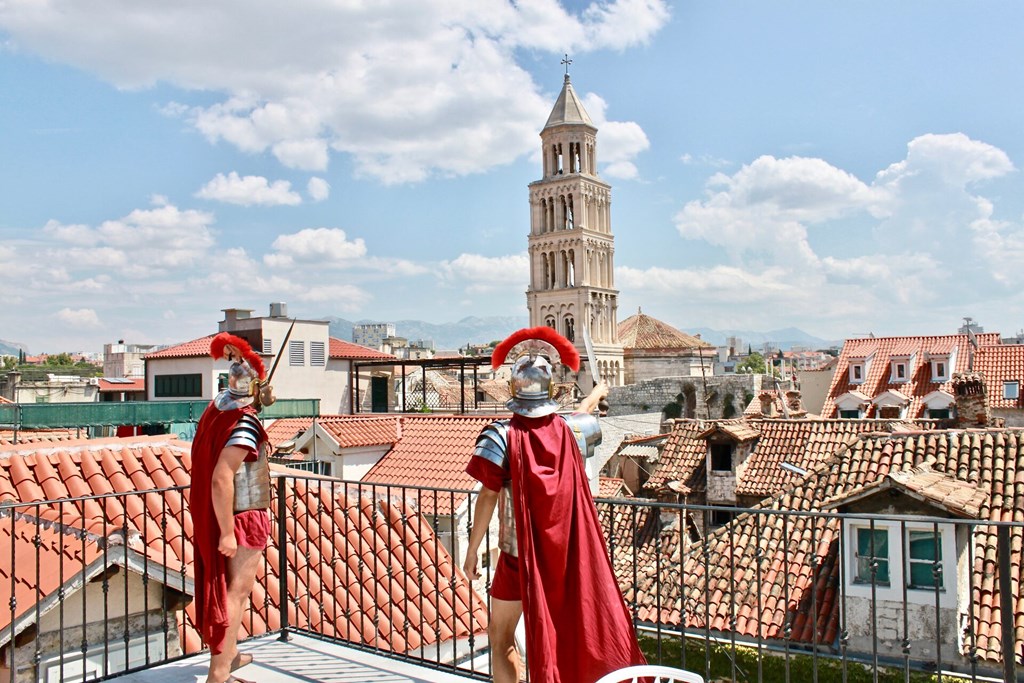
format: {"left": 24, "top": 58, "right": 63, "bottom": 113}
{"left": 473, "top": 419, "right": 511, "bottom": 468}
{"left": 225, "top": 412, "right": 264, "bottom": 453}
{"left": 560, "top": 412, "right": 602, "bottom": 459}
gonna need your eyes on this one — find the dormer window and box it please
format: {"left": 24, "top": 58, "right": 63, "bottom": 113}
{"left": 710, "top": 443, "right": 733, "bottom": 472}
{"left": 849, "top": 363, "right": 865, "bottom": 384}
{"left": 1004, "top": 381, "right": 1020, "bottom": 401}
{"left": 891, "top": 361, "right": 908, "bottom": 383}
{"left": 928, "top": 351, "right": 954, "bottom": 382}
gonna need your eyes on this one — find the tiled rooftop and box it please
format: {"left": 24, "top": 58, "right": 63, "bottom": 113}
{"left": 598, "top": 476, "right": 633, "bottom": 499}
{"left": 617, "top": 311, "right": 712, "bottom": 350}
{"left": 822, "top": 333, "right": 1002, "bottom": 418}
{"left": 97, "top": 378, "right": 146, "bottom": 392}
{"left": 144, "top": 335, "right": 395, "bottom": 362}
{"left": 265, "top": 417, "right": 317, "bottom": 451}
{"left": 329, "top": 337, "right": 397, "bottom": 361}
{"left": 143, "top": 335, "right": 217, "bottom": 360}
{"left": 361, "top": 415, "right": 500, "bottom": 515}
{"left": 320, "top": 415, "right": 401, "bottom": 448}
{"left": 735, "top": 418, "right": 916, "bottom": 498}
{"left": 0, "top": 435, "right": 486, "bottom": 656}
{"left": 0, "top": 428, "right": 84, "bottom": 446}
{"left": 613, "top": 427, "right": 1024, "bottom": 664}
{"left": 974, "top": 344, "right": 1024, "bottom": 409}
{"left": 641, "top": 420, "right": 710, "bottom": 494}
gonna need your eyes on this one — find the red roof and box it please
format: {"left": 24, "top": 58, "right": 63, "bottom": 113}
{"left": 0, "top": 435, "right": 486, "bottom": 654}
{"left": 319, "top": 415, "right": 400, "bottom": 448}
{"left": 264, "top": 417, "right": 315, "bottom": 450}
{"left": 144, "top": 335, "right": 216, "bottom": 360}
{"left": 329, "top": 338, "right": 397, "bottom": 361}
{"left": 362, "top": 415, "right": 499, "bottom": 514}
{"left": 823, "top": 333, "right": 1002, "bottom": 418}
{"left": 975, "top": 344, "right": 1024, "bottom": 409}
{"left": 97, "top": 378, "right": 145, "bottom": 392}
{"left": 614, "top": 426, "right": 1024, "bottom": 664}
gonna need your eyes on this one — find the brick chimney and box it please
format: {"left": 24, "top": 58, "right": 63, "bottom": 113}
{"left": 950, "top": 372, "right": 990, "bottom": 427}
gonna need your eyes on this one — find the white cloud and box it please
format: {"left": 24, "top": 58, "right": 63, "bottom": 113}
{"left": 196, "top": 172, "right": 302, "bottom": 206}
{"left": 265, "top": 227, "right": 367, "bottom": 268}
{"left": 664, "top": 133, "right": 1023, "bottom": 336}
{"left": 307, "top": 177, "right": 330, "bottom": 202}
{"left": 441, "top": 253, "right": 530, "bottom": 292}
{"left": 55, "top": 308, "right": 101, "bottom": 328}
{"left": 0, "top": 1, "right": 668, "bottom": 183}
{"left": 603, "top": 161, "right": 639, "bottom": 180}
{"left": 274, "top": 139, "right": 329, "bottom": 171}
{"left": 582, "top": 92, "right": 650, "bottom": 175}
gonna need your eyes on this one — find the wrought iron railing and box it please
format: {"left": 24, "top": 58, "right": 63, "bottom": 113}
{"left": 1, "top": 478, "right": 1020, "bottom": 682}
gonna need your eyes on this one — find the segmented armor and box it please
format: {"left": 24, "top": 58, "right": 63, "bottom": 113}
{"left": 225, "top": 411, "right": 271, "bottom": 512}
{"left": 472, "top": 413, "right": 601, "bottom": 557}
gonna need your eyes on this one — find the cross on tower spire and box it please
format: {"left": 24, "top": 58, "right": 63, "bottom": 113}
{"left": 561, "top": 53, "right": 573, "bottom": 77}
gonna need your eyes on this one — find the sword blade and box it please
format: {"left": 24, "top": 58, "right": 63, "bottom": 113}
{"left": 581, "top": 324, "right": 599, "bottom": 387}
{"left": 265, "top": 318, "right": 296, "bottom": 385}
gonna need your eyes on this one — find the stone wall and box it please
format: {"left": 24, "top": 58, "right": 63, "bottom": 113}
{"left": 606, "top": 374, "right": 787, "bottom": 420}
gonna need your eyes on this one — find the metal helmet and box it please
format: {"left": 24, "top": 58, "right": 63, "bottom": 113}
{"left": 507, "top": 354, "right": 559, "bottom": 417}
{"left": 491, "top": 327, "right": 580, "bottom": 418}
{"left": 209, "top": 333, "right": 265, "bottom": 411}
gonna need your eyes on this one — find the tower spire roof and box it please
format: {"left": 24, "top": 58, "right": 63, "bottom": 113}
{"left": 543, "top": 74, "right": 594, "bottom": 130}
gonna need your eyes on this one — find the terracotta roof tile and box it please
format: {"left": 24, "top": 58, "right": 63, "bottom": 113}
{"left": 97, "top": 378, "right": 145, "bottom": 392}
{"left": 617, "top": 312, "right": 713, "bottom": 350}
{"left": 823, "top": 333, "right": 1001, "bottom": 418}
{"left": 615, "top": 427, "right": 1024, "bottom": 665}
{"left": 329, "top": 338, "right": 397, "bottom": 361}
{"left": 264, "top": 417, "right": 314, "bottom": 451}
{"left": 0, "top": 434, "right": 486, "bottom": 655}
{"left": 0, "top": 429, "right": 83, "bottom": 446}
{"left": 598, "top": 477, "right": 633, "bottom": 499}
{"left": 975, "top": 345, "right": 1024, "bottom": 410}
{"left": 642, "top": 420, "right": 711, "bottom": 493}
{"left": 320, "top": 416, "right": 400, "bottom": 448}
{"left": 143, "top": 335, "right": 216, "bottom": 360}
{"left": 361, "top": 415, "right": 497, "bottom": 514}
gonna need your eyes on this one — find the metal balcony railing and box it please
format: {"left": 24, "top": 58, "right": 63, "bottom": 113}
{"left": 0, "top": 475, "right": 1020, "bottom": 682}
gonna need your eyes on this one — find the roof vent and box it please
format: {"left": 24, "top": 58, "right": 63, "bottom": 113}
{"left": 269, "top": 302, "right": 288, "bottom": 318}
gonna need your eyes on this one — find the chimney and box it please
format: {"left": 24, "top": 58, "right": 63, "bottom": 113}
{"left": 951, "top": 372, "right": 990, "bottom": 427}
{"left": 269, "top": 302, "right": 288, "bottom": 318}
{"left": 758, "top": 391, "right": 776, "bottom": 417}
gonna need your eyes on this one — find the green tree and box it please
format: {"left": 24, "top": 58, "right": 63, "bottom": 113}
{"left": 1, "top": 356, "right": 16, "bottom": 371}
{"left": 49, "top": 352, "right": 74, "bottom": 366}
{"left": 736, "top": 351, "right": 767, "bottom": 374}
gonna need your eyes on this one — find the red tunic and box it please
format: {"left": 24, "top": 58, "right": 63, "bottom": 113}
{"left": 189, "top": 401, "right": 265, "bottom": 654}
{"left": 506, "top": 413, "right": 646, "bottom": 683}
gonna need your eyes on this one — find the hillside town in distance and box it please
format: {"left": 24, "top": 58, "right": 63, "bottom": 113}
{"left": 3, "top": 73, "right": 1024, "bottom": 683}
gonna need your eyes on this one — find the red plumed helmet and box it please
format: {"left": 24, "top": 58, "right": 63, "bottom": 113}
{"left": 210, "top": 332, "right": 266, "bottom": 380}
{"left": 491, "top": 326, "right": 580, "bottom": 371}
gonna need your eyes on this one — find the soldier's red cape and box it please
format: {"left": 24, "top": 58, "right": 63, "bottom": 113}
{"left": 189, "top": 401, "right": 260, "bottom": 654}
{"left": 507, "top": 413, "right": 646, "bottom": 683}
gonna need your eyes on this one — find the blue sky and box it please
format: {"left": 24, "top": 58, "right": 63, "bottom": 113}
{"left": 2, "top": 1, "right": 1023, "bottom": 354}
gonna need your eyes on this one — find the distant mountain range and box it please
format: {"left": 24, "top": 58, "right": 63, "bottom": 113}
{"left": 689, "top": 326, "right": 841, "bottom": 351}
{"left": 0, "top": 339, "right": 25, "bottom": 356}
{"left": 322, "top": 317, "right": 838, "bottom": 352}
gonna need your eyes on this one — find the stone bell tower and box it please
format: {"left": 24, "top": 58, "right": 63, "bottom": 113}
{"left": 526, "top": 72, "right": 624, "bottom": 387}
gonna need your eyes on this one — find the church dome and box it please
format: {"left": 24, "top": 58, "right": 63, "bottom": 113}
{"left": 617, "top": 310, "right": 712, "bottom": 350}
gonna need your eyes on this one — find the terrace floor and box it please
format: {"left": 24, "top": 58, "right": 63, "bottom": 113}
{"left": 115, "top": 632, "right": 482, "bottom": 683}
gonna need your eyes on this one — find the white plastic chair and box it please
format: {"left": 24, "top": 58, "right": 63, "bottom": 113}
{"left": 594, "top": 664, "right": 705, "bottom": 683}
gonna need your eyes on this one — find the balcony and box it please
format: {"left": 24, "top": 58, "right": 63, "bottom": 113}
{"left": 1, "top": 463, "right": 1021, "bottom": 683}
